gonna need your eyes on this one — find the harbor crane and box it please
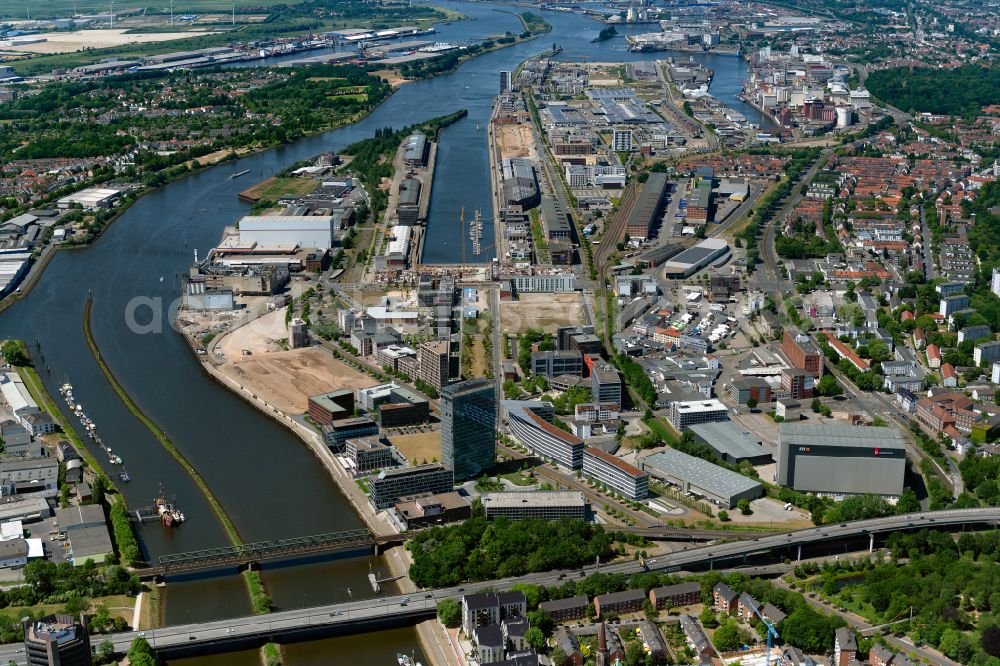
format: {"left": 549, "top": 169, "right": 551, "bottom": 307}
{"left": 751, "top": 603, "right": 779, "bottom": 666}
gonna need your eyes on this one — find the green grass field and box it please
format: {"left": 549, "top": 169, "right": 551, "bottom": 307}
{"left": 0, "top": 0, "right": 306, "bottom": 19}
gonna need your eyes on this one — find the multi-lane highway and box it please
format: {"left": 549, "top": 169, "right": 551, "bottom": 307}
{"left": 2, "top": 508, "right": 993, "bottom": 664}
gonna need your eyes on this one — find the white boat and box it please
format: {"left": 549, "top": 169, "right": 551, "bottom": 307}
{"left": 397, "top": 655, "right": 413, "bottom": 666}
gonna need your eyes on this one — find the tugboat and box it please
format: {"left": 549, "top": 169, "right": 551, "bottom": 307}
{"left": 155, "top": 488, "right": 185, "bottom": 527}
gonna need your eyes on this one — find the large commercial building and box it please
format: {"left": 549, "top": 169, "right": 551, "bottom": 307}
{"left": 687, "top": 421, "right": 773, "bottom": 465}
{"left": 481, "top": 491, "right": 588, "bottom": 521}
{"left": 667, "top": 399, "right": 729, "bottom": 430}
{"left": 510, "top": 272, "right": 576, "bottom": 293}
{"left": 366, "top": 463, "right": 453, "bottom": 510}
{"left": 397, "top": 177, "right": 421, "bottom": 225}
{"left": 625, "top": 172, "right": 667, "bottom": 241}
{"left": 441, "top": 379, "right": 496, "bottom": 480}
{"left": 583, "top": 447, "right": 648, "bottom": 500}
{"left": 504, "top": 400, "right": 584, "bottom": 470}
{"left": 307, "top": 389, "right": 354, "bottom": 426}
{"left": 639, "top": 448, "right": 763, "bottom": 508}
{"left": 417, "top": 340, "right": 450, "bottom": 390}
{"left": 777, "top": 423, "right": 906, "bottom": 497}
{"left": 662, "top": 238, "right": 730, "bottom": 279}
{"left": 322, "top": 416, "right": 379, "bottom": 451}
{"left": 591, "top": 363, "right": 623, "bottom": 405}
{"left": 236, "top": 215, "right": 336, "bottom": 250}
{"left": 23, "top": 614, "right": 91, "bottom": 666}
{"left": 531, "top": 350, "right": 583, "bottom": 378}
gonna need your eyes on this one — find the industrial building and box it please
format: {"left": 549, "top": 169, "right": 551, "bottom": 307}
{"left": 625, "top": 172, "right": 668, "bottom": 241}
{"left": 403, "top": 132, "right": 430, "bottom": 167}
{"left": 56, "top": 187, "right": 122, "bottom": 210}
{"left": 687, "top": 421, "right": 773, "bottom": 465}
{"left": 501, "top": 158, "right": 540, "bottom": 208}
{"left": 503, "top": 400, "right": 584, "bottom": 470}
{"left": 667, "top": 398, "right": 729, "bottom": 429}
{"left": 397, "top": 178, "right": 421, "bottom": 225}
{"left": 481, "top": 491, "right": 588, "bottom": 521}
{"left": 662, "top": 238, "right": 729, "bottom": 279}
{"left": 776, "top": 423, "right": 907, "bottom": 497}
{"left": 583, "top": 447, "right": 648, "bottom": 500}
{"left": 366, "top": 463, "right": 453, "bottom": 510}
{"left": 441, "top": 378, "right": 496, "bottom": 480}
{"left": 639, "top": 448, "right": 764, "bottom": 508}
{"left": 236, "top": 216, "right": 336, "bottom": 250}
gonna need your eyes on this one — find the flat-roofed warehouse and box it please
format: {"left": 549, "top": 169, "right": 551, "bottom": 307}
{"left": 662, "top": 237, "right": 729, "bottom": 279}
{"left": 776, "top": 423, "right": 906, "bottom": 498}
{"left": 625, "top": 172, "right": 668, "bottom": 241}
{"left": 638, "top": 448, "right": 763, "bottom": 508}
{"left": 688, "top": 421, "right": 773, "bottom": 465}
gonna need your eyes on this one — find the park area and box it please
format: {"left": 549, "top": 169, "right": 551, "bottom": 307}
{"left": 500, "top": 293, "right": 587, "bottom": 334}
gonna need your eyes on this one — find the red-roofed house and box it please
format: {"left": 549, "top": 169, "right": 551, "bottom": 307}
{"left": 926, "top": 344, "right": 941, "bottom": 369}
{"left": 941, "top": 363, "right": 958, "bottom": 388}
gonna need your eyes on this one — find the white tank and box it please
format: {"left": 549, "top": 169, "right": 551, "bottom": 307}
{"left": 836, "top": 106, "right": 852, "bottom": 127}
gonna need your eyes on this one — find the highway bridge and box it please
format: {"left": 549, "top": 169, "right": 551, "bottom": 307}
{"left": 0, "top": 508, "right": 992, "bottom": 664}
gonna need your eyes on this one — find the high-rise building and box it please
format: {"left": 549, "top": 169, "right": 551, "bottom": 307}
{"left": 289, "top": 317, "right": 309, "bottom": 348}
{"left": 612, "top": 128, "right": 633, "bottom": 152}
{"left": 417, "top": 340, "right": 450, "bottom": 390}
{"left": 440, "top": 378, "right": 496, "bottom": 480}
{"left": 500, "top": 70, "right": 512, "bottom": 93}
{"left": 23, "top": 614, "right": 91, "bottom": 666}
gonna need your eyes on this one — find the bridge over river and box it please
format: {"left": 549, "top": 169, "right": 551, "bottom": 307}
{"left": 0, "top": 508, "right": 991, "bottom": 664}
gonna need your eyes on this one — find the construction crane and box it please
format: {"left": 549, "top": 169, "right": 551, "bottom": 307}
{"left": 751, "top": 604, "right": 779, "bottom": 666}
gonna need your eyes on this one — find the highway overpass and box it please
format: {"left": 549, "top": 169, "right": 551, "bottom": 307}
{"left": 0, "top": 508, "right": 994, "bottom": 663}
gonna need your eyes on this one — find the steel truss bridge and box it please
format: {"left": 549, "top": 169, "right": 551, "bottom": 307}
{"left": 149, "top": 529, "right": 382, "bottom": 575}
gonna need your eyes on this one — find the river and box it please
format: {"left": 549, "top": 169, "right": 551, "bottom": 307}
{"left": 0, "top": 3, "right": 755, "bottom": 662}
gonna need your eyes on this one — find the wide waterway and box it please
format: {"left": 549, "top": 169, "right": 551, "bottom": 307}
{"left": 0, "top": 3, "right": 757, "bottom": 662}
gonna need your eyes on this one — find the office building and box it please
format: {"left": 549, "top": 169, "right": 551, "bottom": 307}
{"left": 461, "top": 591, "right": 526, "bottom": 638}
{"left": 583, "top": 447, "right": 648, "bottom": 500}
{"left": 417, "top": 340, "right": 450, "bottom": 390}
{"left": 308, "top": 389, "right": 354, "bottom": 426}
{"left": 531, "top": 350, "right": 583, "bottom": 377}
{"left": 346, "top": 437, "right": 394, "bottom": 473}
{"left": 667, "top": 399, "right": 729, "bottom": 429}
{"left": 322, "top": 416, "right": 379, "bottom": 451}
{"left": 500, "top": 70, "right": 512, "bottom": 93}
{"left": 782, "top": 329, "right": 823, "bottom": 379}
{"left": 481, "top": 491, "right": 587, "bottom": 521}
{"left": 591, "top": 363, "right": 622, "bottom": 405}
{"left": 441, "top": 379, "right": 496, "bottom": 480}
{"left": 289, "top": 318, "right": 309, "bottom": 348}
{"left": 366, "top": 463, "right": 453, "bottom": 510}
{"left": 777, "top": 423, "right": 906, "bottom": 497}
{"left": 23, "top": 614, "right": 91, "bottom": 666}
{"left": 504, "top": 401, "right": 584, "bottom": 470}
{"left": 393, "top": 491, "right": 470, "bottom": 529}
{"left": 510, "top": 272, "right": 575, "bottom": 293}
{"left": 639, "top": 448, "right": 763, "bottom": 508}
{"left": 728, "top": 377, "right": 771, "bottom": 405}
{"left": 612, "top": 128, "right": 633, "bottom": 152}
{"left": 781, "top": 367, "right": 814, "bottom": 399}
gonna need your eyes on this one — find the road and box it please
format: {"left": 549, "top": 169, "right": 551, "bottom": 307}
{"left": 0, "top": 507, "right": 988, "bottom": 664}
{"left": 1, "top": 508, "right": 993, "bottom": 664}
{"left": 920, "top": 204, "right": 938, "bottom": 280}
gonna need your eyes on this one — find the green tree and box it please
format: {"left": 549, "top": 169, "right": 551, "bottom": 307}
{"left": 895, "top": 488, "right": 920, "bottom": 514}
{"left": 817, "top": 375, "right": 843, "bottom": 397}
{"left": 746, "top": 397, "right": 758, "bottom": 410}
{"left": 737, "top": 499, "right": 752, "bottom": 515}
{"left": 525, "top": 626, "right": 546, "bottom": 650}
{"left": 624, "top": 642, "right": 647, "bottom": 666}
{"left": 436, "top": 599, "right": 462, "bottom": 628}
{"left": 643, "top": 598, "right": 658, "bottom": 620}
{"left": 718, "top": 510, "right": 730, "bottom": 522}
{"left": 713, "top": 620, "right": 749, "bottom": 652}
{"left": 94, "top": 640, "right": 115, "bottom": 665}
{"left": 127, "top": 636, "right": 154, "bottom": 665}
{"left": 699, "top": 606, "right": 719, "bottom": 628}
{"left": 939, "top": 628, "right": 962, "bottom": 659}
{"left": 0, "top": 340, "right": 28, "bottom": 366}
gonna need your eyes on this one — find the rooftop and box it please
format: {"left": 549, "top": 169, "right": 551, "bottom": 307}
{"left": 585, "top": 447, "right": 646, "bottom": 479}
{"left": 641, "top": 448, "right": 762, "bottom": 497}
{"left": 688, "top": 421, "right": 769, "bottom": 461}
{"left": 481, "top": 491, "right": 586, "bottom": 509}
{"left": 778, "top": 423, "right": 906, "bottom": 450}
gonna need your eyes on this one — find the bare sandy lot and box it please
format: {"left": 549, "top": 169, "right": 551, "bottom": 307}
{"left": 215, "top": 309, "right": 377, "bottom": 414}
{"left": 370, "top": 69, "right": 411, "bottom": 88}
{"left": 388, "top": 431, "right": 441, "bottom": 465}
{"left": 496, "top": 125, "right": 537, "bottom": 160}
{"left": 219, "top": 347, "right": 378, "bottom": 415}
{"left": 5, "top": 29, "right": 220, "bottom": 54}
{"left": 501, "top": 293, "right": 587, "bottom": 334}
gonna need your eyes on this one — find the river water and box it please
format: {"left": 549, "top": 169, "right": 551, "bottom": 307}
{"left": 0, "top": 3, "right": 755, "bottom": 662}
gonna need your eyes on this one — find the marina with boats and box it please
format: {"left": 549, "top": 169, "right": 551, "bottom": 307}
{"left": 59, "top": 381, "right": 129, "bottom": 481}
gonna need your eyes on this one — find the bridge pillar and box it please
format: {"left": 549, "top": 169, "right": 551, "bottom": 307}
{"left": 797, "top": 545, "right": 801, "bottom": 562}
{"left": 154, "top": 574, "right": 165, "bottom": 587}
{"left": 869, "top": 534, "right": 874, "bottom": 553}
{"left": 373, "top": 541, "right": 381, "bottom": 557}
